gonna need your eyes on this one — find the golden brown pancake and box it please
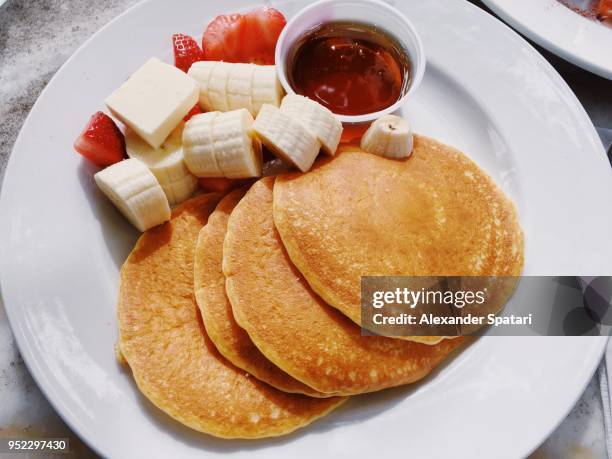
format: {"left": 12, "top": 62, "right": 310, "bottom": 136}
{"left": 224, "top": 178, "right": 464, "bottom": 396}
{"left": 118, "top": 194, "right": 345, "bottom": 439}
{"left": 194, "top": 189, "right": 332, "bottom": 397}
{"left": 273, "top": 139, "right": 524, "bottom": 343}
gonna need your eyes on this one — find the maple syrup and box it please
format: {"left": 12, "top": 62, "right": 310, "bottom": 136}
{"left": 287, "top": 21, "right": 411, "bottom": 116}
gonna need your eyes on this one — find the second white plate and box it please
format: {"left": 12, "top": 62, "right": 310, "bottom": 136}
{"left": 482, "top": 0, "right": 612, "bottom": 79}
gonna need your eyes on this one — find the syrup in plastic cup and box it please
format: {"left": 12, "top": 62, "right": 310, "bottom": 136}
{"left": 275, "top": 0, "right": 426, "bottom": 131}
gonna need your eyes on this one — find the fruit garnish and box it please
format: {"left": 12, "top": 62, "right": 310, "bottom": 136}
{"left": 597, "top": 0, "right": 612, "bottom": 21}
{"left": 198, "top": 177, "right": 248, "bottom": 193}
{"left": 73, "top": 111, "right": 126, "bottom": 167}
{"left": 183, "top": 109, "right": 262, "bottom": 178}
{"left": 172, "top": 33, "right": 205, "bottom": 73}
{"left": 202, "top": 14, "right": 245, "bottom": 63}
{"left": 125, "top": 123, "right": 198, "bottom": 205}
{"left": 243, "top": 7, "right": 287, "bottom": 63}
{"left": 360, "top": 115, "right": 413, "bottom": 159}
{"left": 188, "top": 61, "right": 283, "bottom": 116}
{"left": 94, "top": 158, "right": 170, "bottom": 231}
{"left": 280, "top": 95, "right": 342, "bottom": 155}
{"left": 183, "top": 104, "right": 203, "bottom": 121}
{"left": 202, "top": 7, "right": 286, "bottom": 64}
{"left": 252, "top": 104, "right": 320, "bottom": 172}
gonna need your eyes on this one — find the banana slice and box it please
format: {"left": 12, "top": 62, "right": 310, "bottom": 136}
{"left": 125, "top": 122, "right": 198, "bottom": 205}
{"left": 188, "top": 61, "right": 216, "bottom": 110}
{"left": 183, "top": 112, "right": 223, "bottom": 177}
{"left": 251, "top": 65, "right": 284, "bottom": 116}
{"left": 94, "top": 158, "right": 171, "bottom": 231}
{"left": 164, "top": 174, "right": 200, "bottom": 205}
{"left": 360, "top": 115, "right": 414, "bottom": 159}
{"left": 212, "top": 109, "right": 262, "bottom": 178}
{"left": 188, "top": 61, "right": 282, "bottom": 116}
{"left": 183, "top": 109, "right": 262, "bottom": 178}
{"left": 280, "top": 95, "right": 343, "bottom": 156}
{"left": 227, "top": 63, "right": 255, "bottom": 114}
{"left": 208, "top": 62, "right": 232, "bottom": 112}
{"left": 252, "top": 104, "right": 321, "bottom": 173}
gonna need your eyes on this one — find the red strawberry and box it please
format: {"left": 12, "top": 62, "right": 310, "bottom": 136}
{"left": 172, "top": 33, "right": 205, "bottom": 72}
{"left": 242, "top": 7, "right": 286, "bottom": 64}
{"left": 183, "top": 104, "right": 203, "bottom": 121}
{"left": 202, "top": 13, "right": 246, "bottom": 63}
{"left": 202, "top": 7, "right": 286, "bottom": 64}
{"left": 198, "top": 177, "right": 249, "bottom": 193}
{"left": 598, "top": 0, "right": 612, "bottom": 21}
{"left": 73, "top": 111, "right": 126, "bottom": 167}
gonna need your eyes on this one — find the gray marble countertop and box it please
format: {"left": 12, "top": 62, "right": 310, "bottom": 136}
{"left": 0, "top": 1, "right": 611, "bottom": 458}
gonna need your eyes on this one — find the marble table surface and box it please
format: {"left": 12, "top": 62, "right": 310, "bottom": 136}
{"left": 0, "top": 1, "right": 610, "bottom": 458}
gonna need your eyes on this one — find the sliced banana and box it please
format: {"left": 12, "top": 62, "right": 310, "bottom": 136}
{"left": 211, "top": 109, "right": 262, "bottom": 178}
{"left": 188, "top": 61, "right": 216, "bottom": 110}
{"left": 183, "top": 109, "right": 262, "bottom": 178}
{"left": 163, "top": 174, "right": 200, "bottom": 205}
{"left": 226, "top": 63, "right": 255, "bottom": 114}
{"left": 251, "top": 65, "right": 284, "bottom": 116}
{"left": 280, "top": 95, "right": 343, "bottom": 156}
{"left": 94, "top": 158, "right": 171, "bottom": 232}
{"left": 188, "top": 61, "right": 283, "bottom": 117}
{"left": 252, "top": 104, "right": 321, "bottom": 173}
{"left": 207, "top": 62, "right": 232, "bottom": 112}
{"left": 360, "top": 115, "right": 414, "bottom": 159}
{"left": 125, "top": 122, "right": 198, "bottom": 205}
{"left": 183, "top": 112, "right": 223, "bottom": 177}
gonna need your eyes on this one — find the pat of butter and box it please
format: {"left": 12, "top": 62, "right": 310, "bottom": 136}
{"left": 106, "top": 58, "right": 198, "bottom": 148}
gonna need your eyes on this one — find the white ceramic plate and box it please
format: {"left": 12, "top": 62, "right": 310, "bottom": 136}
{"left": 481, "top": 0, "right": 612, "bottom": 80}
{"left": 1, "top": 0, "right": 611, "bottom": 458}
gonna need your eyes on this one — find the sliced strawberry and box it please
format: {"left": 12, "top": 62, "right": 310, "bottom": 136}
{"left": 172, "top": 33, "right": 205, "bottom": 72}
{"left": 73, "top": 111, "right": 126, "bottom": 167}
{"left": 242, "top": 7, "right": 286, "bottom": 64}
{"left": 598, "top": 0, "right": 612, "bottom": 21}
{"left": 202, "top": 13, "right": 246, "bottom": 63}
{"left": 183, "top": 104, "right": 203, "bottom": 121}
{"left": 202, "top": 7, "right": 286, "bottom": 64}
{"left": 198, "top": 177, "right": 249, "bottom": 193}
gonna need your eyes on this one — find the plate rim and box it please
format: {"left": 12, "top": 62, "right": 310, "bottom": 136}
{"left": 481, "top": 0, "right": 612, "bottom": 80}
{"left": 0, "top": 0, "right": 608, "bottom": 457}
{"left": 0, "top": 0, "right": 150, "bottom": 456}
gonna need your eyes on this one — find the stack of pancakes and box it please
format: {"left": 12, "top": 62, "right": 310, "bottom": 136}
{"left": 117, "top": 136, "right": 524, "bottom": 439}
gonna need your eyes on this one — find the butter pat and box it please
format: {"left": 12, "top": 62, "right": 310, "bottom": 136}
{"left": 106, "top": 58, "right": 198, "bottom": 148}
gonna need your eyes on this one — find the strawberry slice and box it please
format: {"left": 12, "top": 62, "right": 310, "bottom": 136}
{"left": 598, "top": 0, "right": 612, "bottom": 21}
{"left": 183, "top": 104, "right": 203, "bottom": 121}
{"left": 172, "top": 33, "right": 205, "bottom": 72}
{"left": 201, "top": 13, "right": 246, "bottom": 63}
{"left": 198, "top": 177, "right": 249, "bottom": 193}
{"left": 73, "top": 111, "right": 126, "bottom": 167}
{"left": 202, "top": 7, "right": 286, "bottom": 64}
{"left": 242, "top": 7, "right": 287, "bottom": 64}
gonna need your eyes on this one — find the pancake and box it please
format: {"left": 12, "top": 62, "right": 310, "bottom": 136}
{"left": 118, "top": 193, "right": 345, "bottom": 439}
{"left": 194, "top": 189, "right": 332, "bottom": 397}
{"left": 223, "top": 178, "right": 464, "bottom": 396}
{"left": 273, "top": 138, "right": 524, "bottom": 342}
